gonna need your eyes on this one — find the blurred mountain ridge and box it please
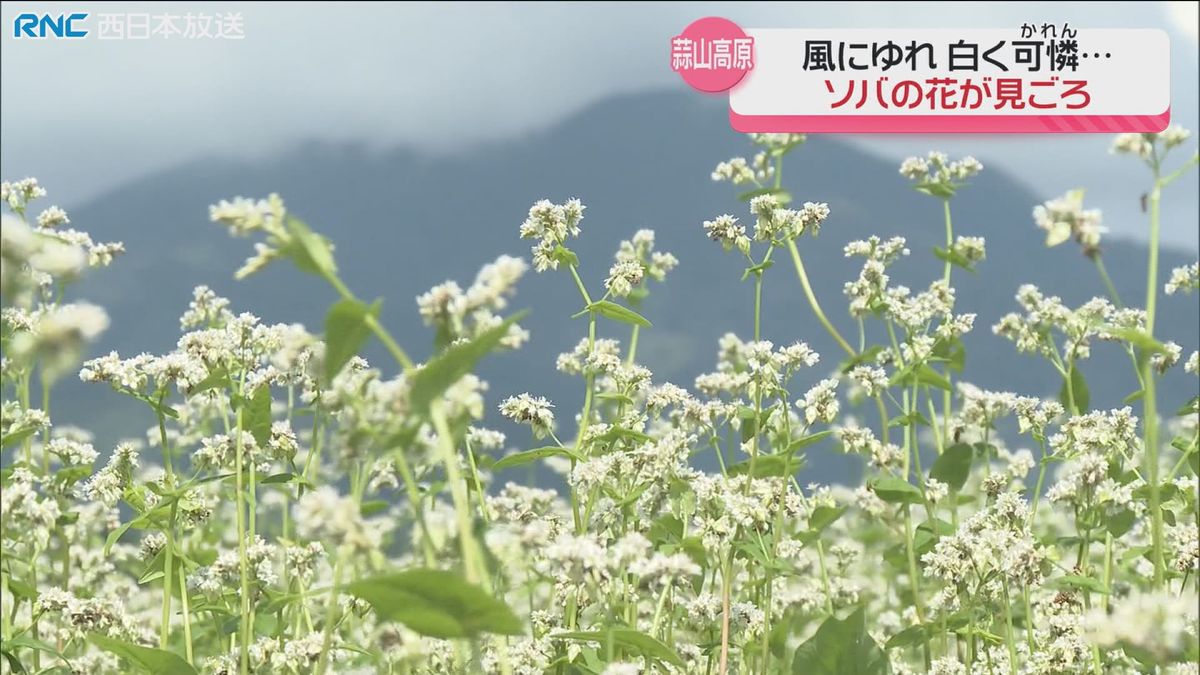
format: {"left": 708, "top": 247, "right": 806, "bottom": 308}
{"left": 48, "top": 90, "right": 1200, "bottom": 481}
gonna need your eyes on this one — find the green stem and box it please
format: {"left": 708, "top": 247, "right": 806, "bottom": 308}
{"left": 301, "top": 406, "right": 324, "bottom": 486}
{"left": 1094, "top": 256, "right": 1123, "bottom": 308}
{"left": 942, "top": 198, "right": 953, "bottom": 284}
{"left": 156, "top": 405, "right": 176, "bottom": 651}
{"left": 786, "top": 240, "right": 854, "bottom": 357}
{"left": 650, "top": 584, "right": 671, "bottom": 637}
{"left": 1001, "top": 580, "right": 1019, "bottom": 675}
{"left": 568, "top": 264, "right": 594, "bottom": 305}
{"left": 1102, "top": 533, "right": 1113, "bottom": 611}
{"left": 19, "top": 373, "right": 32, "bottom": 466}
{"left": 1030, "top": 438, "right": 1050, "bottom": 525}
{"left": 40, "top": 376, "right": 51, "bottom": 475}
{"left": 179, "top": 570, "right": 193, "bottom": 665}
{"left": 161, "top": 503, "right": 176, "bottom": 650}
{"left": 314, "top": 551, "right": 346, "bottom": 675}
{"left": 1144, "top": 182, "right": 1165, "bottom": 589}
{"left": 393, "top": 448, "right": 436, "bottom": 567}
{"left": 718, "top": 551, "right": 733, "bottom": 675}
{"left": 753, "top": 262, "right": 767, "bottom": 341}
{"left": 465, "top": 438, "right": 489, "bottom": 524}
{"left": 940, "top": 199, "right": 956, "bottom": 447}
{"left": 569, "top": 262, "right": 597, "bottom": 548}
{"left": 747, "top": 257, "right": 769, "bottom": 482}
{"left": 157, "top": 391, "right": 174, "bottom": 478}
{"left": 902, "top": 509, "right": 929, "bottom": 665}
{"left": 429, "top": 401, "right": 487, "bottom": 587}
{"left": 1166, "top": 435, "right": 1199, "bottom": 482}
{"left": 815, "top": 540, "right": 835, "bottom": 615}
{"left": 1022, "top": 583, "right": 1036, "bottom": 654}
{"left": 234, "top": 407, "right": 250, "bottom": 674}
{"left": 1158, "top": 152, "right": 1199, "bottom": 188}
{"left": 365, "top": 314, "right": 415, "bottom": 371}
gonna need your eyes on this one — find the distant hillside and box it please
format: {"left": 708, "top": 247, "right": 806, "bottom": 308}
{"left": 48, "top": 91, "right": 1200, "bottom": 483}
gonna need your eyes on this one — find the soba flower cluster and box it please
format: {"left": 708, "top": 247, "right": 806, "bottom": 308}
{"left": 0, "top": 128, "right": 1197, "bottom": 675}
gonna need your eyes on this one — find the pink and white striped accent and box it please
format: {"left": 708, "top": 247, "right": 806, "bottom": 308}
{"left": 730, "top": 109, "right": 1172, "bottom": 133}
{"left": 725, "top": 27, "right": 1171, "bottom": 135}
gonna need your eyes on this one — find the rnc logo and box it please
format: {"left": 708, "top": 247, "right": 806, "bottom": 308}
{"left": 12, "top": 13, "right": 89, "bottom": 38}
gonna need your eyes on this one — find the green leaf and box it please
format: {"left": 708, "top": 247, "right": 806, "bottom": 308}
{"left": 1, "top": 636, "right": 60, "bottom": 661}
{"left": 929, "top": 444, "right": 973, "bottom": 492}
{"left": 137, "top": 547, "right": 187, "bottom": 596}
{"left": 914, "top": 364, "right": 951, "bottom": 391}
{"left": 324, "top": 298, "right": 381, "bottom": 384}
{"left": 968, "top": 627, "right": 1004, "bottom": 645}
{"left": 1105, "top": 326, "right": 1165, "bottom": 355}
{"left": 885, "top": 623, "right": 933, "bottom": 650}
{"left": 282, "top": 216, "right": 337, "bottom": 278}
{"left": 792, "top": 607, "right": 890, "bottom": 675}
{"left": 916, "top": 518, "right": 956, "bottom": 539}
{"left": 52, "top": 466, "right": 92, "bottom": 490}
{"left": 1171, "top": 436, "right": 1198, "bottom": 454}
{"left": 104, "top": 522, "right": 136, "bottom": 557}
{"left": 584, "top": 300, "right": 651, "bottom": 328}
{"left": 589, "top": 426, "right": 653, "bottom": 446}
{"left": 785, "top": 430, "right": 833, "bottom": 453}
{"left": 5, "top": 578, "right": 38, "bottom": 602}
{"left": 346, "top": 569, "right": 522, "bottom": 639}
{"left": 839, "top": 345, "right": 885, "bottom": 374}
{"left": 186, "top": 367, "right": 230, "bottom": 397}
{"left": 88, "top": 635, "right": 196, "bottom": 675}
{"left": 260, "top": 472, "right": 315, "bottom": 488}
{"left": 0, "top": 649, "right": 24, "bottom": 675}
{"left": 360, "top": 500, "right": 389, "bottom": 516}
{"left": 943, "top": 340, "right": 966, "bottom": 373}
{"left": 728, "top": 454, "right": 805, "bottom": 478}
{"left": 1, "top": 426, "right": 38, "bottom": 450}
{"left": 492, "top": 447, "right": 580, "bottom": 472}
{"left": 1050, "top": 574, "right": 1108, "bottom": 594}
{"left": 868, "top": 477, "right": 924, "bottom": 505}
{"left": 914, "top": 181, "right": 957, "bottom": 198}
{"left": 741, "top": 260, "right": 775, "bottom": 281}
{"left": 1177, "top": 396, "right": 1199, "bottom": 417}
{"left": 550, "top": 245, "right": 579, "bottom": 268}
{"left": 1106, "top": 508, "right": 1136, "bottom": 538}
{"left": 408, "top": 311, "right": 528, "bottom": 417}
{"left": 553, "top": 629, "right": 684, "bottom": 668}
{"left": 648, "top": 515, "right": 684, "bottom": 544}
{"left": 1058, "top": 364, "right": 1090, "bottom": 412}
{"left": 131, "top": 392, "right": 180, "bottom": 419}
{"left": 103, "top": 498, "right": 176, "bottom": 555}
{"left": 932, "top": 246, "right": 976, "bottom": 272}
{"left": 243, "top": 384, "right": 273, "bottom": 448}
{"left": 887, "top": 411, "right": 930, "bottom": 429}
{"left": 889, "top": 363, "right": 949, "bottom": 392}
{"left": 736, "top": 187, "right": 792, "bottom": 204}
{"left": 808, "top": 505, "right": 846, "bottom": 534}
{"left": 595, "top": 391, "right": 634, "bottom": 406}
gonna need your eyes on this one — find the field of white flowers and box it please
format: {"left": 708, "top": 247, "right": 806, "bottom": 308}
{"left": 1, "top": 130, "right": 1197, "bottom": 675}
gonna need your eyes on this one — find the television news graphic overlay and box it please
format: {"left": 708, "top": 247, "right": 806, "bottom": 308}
{"left": 671, "top": 21, "right": 1170, "bottom": 133}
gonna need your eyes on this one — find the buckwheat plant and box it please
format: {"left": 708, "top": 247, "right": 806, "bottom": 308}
{"left": 1, "top": 128, "right": 1197, "bottom": 675}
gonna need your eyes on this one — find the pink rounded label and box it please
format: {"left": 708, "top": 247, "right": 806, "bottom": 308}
{"left": 670, "top": 17, "right": 754, "bottom": 93}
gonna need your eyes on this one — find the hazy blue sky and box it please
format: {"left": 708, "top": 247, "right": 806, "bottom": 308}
{"left": 2, "top": 1, "right": 1197, "bottom": 248}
